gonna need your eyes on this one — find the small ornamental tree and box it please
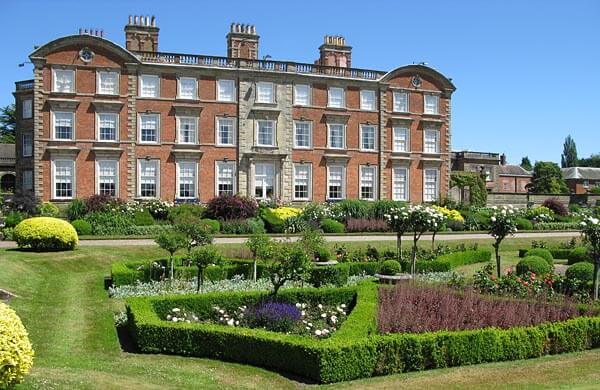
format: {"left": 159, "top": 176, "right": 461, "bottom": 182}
{"left": 489, "top": 205, "right": 518, "bottom": 278}
{"left": 174, "top": 215, "right": 214, "bottom": 255}
{"left": 155, "top": 231, "right": 187, "bottom": 279}
{"left": 245, "top": 233, "right": 275, "bottom": 282}
{"left": 580, "top": 216, "right": 600, "bottom": 300}
{"left": 267, "top": 242, "right": 312, "bottom": 296}
{"left": 407, "top": 205, "right": 445, "bottom": 276}
{"left": 384, "top": 205, "right": 411, "bottom": 260}
{"left": 190, "top": 245, "right": 223, "bottom": 292}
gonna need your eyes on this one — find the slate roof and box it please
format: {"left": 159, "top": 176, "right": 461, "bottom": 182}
{"left": 497, "top": 164, "right": 532, "bottom": 177}
{"left": 562, "top": 167, "right": 600, "bottom": 180}
{"left": 0, "top": 144, "right": 15, "bottom": 167}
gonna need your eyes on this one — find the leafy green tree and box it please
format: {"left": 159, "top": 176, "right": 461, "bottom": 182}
{"left": 561, "top": 135, "right": 578, "bottom": 168}
{"left": 384, "top": 205, "right": 411, "bottom": 260}
{"left": 0, "top": 104, "right": 16, "bottom": 144}
{"left": 489, "top": 206, "right": 518, "bottom": 278}
{"left": 580, "top": 217, "right": 600, "bottom": 300}
{"left": 530, "top": 161, "right": 569, "bottom": 194}
{"left": 266, "top": 242, "right": 311, "bottom": 296}
{"left": 190, "top": 245, "right": 223, "bottom": 292}
{"left": 155, "top": 231, "right": 187, "bottom": 279}
{"left": 520, "top": 156, "right": 533, "bottom": 171}
{"left": 174, "top": 215, "right": 214, "bottom": 255}
{"left": 245, "top": 233, "right": 274, "bottom": 282}
{"left": 578, "top": 154, "right": 600, "bottom": 168}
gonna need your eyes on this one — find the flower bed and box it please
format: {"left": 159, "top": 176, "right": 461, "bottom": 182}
{"left": 126, "top": 281, "right": 600, "bottom": 383}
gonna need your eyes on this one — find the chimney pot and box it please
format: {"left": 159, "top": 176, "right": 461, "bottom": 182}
{"left": 151, "top": 16, "right": 156, "bottom": 27}
{"left": 128, "top": 15, "right": 132, "bottom": 24}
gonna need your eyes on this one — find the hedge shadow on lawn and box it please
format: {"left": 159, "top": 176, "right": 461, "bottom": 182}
{"left": 126, "top": 280, "right": 600, "bottom": 384}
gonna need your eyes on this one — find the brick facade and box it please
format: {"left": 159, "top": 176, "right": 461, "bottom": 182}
{"left": 15, "top": 17, "right": 456, "bottom": 204}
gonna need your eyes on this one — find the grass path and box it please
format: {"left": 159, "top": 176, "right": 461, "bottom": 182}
{"left": 2, "top": 237, "right": 599, "bottom": 389}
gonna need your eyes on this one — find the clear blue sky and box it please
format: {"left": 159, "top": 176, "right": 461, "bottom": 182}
{"left": 2, "top": 0, "right": 598, "bottom": 164}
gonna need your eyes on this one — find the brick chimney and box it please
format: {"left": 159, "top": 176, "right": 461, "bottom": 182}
{"left": 317, "top": 35, "right": 352, "bottom": 67}
{"left": 227, "top": 23, "right": 259, "bottom": 60}
{"left": 124, "top": 15, "right": 159, "bottom": 52}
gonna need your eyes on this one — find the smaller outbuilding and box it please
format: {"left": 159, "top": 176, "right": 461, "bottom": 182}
{"left": 562, "top": 167, "right": 600, "bottom": 194}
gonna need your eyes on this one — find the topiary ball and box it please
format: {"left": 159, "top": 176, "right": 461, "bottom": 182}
{"left": 516, "top": 256, "right": 552, "bottom": 276}
{"left": 525, "top": 248, "right": 553, "bottom": 266}
{"left": 567, "top": 247, "right": 592, "bottom": 265}
{"left": 14, "top": 217, "right": 78, "bottom": 251}
{"left": 321, "top": 219, "right": 345, "bottom": 233}
{"left": 565, "top": 262, "right": 594, "bottom": 284}
{"left": 0, "top": 302, "right": 34, "bottom": 387}
{"left": 380, "top": 260, "right": 401, "bottom": 276}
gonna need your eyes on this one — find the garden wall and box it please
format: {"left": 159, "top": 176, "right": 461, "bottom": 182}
{"left": 485, "top": 193, "right": 600, "bottom": 208}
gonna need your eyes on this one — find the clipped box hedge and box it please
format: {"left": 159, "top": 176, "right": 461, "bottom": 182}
{"left": 400, "top": 249, "right": 492, "bottom": 273}
{"left": 518, "top": 248, "right": 573, "bottom": 259}
{"left": 127, "top": 281, "right": 600, "bottom": 384}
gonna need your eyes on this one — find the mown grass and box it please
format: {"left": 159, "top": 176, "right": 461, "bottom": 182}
{"left": 1, "top": 236, "right": 599, "bottom": 389}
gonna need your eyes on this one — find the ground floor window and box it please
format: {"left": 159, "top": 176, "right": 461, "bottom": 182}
{"left": 293, "top": 163, "right": 311, "bottom": 200}
{"left": 138, "top": 159, "right": 159, "bottom": 198}
{"left": 177, "top": 161, "right": 197, "bottom": 199}
{"left": 53, "top": 159, "right": 74, "bottom": 199}
{"left": 392, "top": 167, "right": 408, "bottom": 201}
{"left": 216, "top": 161, "right": 236, "bottom": 196}
{"left": 97, "top": 160, "right": 118, "bottom": 197}
{"left": 423, "top": 168, "right": 439, "bottom": 202}
{"left": 254, "top": 162, "right": 275, "bottom": 199}
{"left": 22, "top": 170, "right": 33, "bottom": 191}
{"left": 327, "top": 165, "right": 345, "bottom": 200}
{"left": 360, "top": 166, "right": 376, "bottom": 200}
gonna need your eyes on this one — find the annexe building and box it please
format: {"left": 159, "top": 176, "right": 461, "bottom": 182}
{"left": 14, "top": 16, "right": 456, "bottom": 204}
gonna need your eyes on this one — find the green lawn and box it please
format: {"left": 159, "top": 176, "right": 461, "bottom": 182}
{"left": 2, "top": 236, "right": 599, "bottom": 389}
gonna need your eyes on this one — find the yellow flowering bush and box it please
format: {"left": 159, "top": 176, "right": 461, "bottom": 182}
{"left": 0, "top": 303, "right": 34, "bottom": 387}
{"left": 14, "top": 217, "right": 79, "bottom": 251}
{"left": 270, "top": 207, "right": 302, "bottom": 221}
{"left": 432, "top": 205, "right": 464, "bottom": 222}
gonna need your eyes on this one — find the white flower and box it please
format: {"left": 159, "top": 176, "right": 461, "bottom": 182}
{"left": 321, "top": 313, "right": 327, "bottom": 318}
{"left": 301, "top": 311, "right": 306, "bottom": 316}
{"left": 491, "top": 216, "right": 496, "bottom": 222}
{"left": 166, "top": 315, "right": 172, "bottom": 320}
{"left": 295, "top": 303, "right": 301, "bottom": 308}
{"left": 172, "top": 318, "right": 178, "bottom": 322}
{"left": 227, "top": 319, "right": 234, "bottom": 326}
{"left": 315, "top": 330, "right": 322, "bottom": 336}
{"left": 172, "top": 308, "right": 180, "bottom": 313}
{"left": 340, "top": 304, "right": 346, "bottom": 308}
{"left": 317, "top": 304, "right": 323, "bottom": 309}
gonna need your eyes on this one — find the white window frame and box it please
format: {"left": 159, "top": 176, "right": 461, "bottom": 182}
{"left": 215, "top": 161, "right": 237, "bottom": 196}
{"left": 360, "top": 90, "right": 376, "bottom": 111}
{"left": 97, "top": 71, "right": 119, "bottom": 95}
{"left": 217, "top": 79, "right": 236, "bottom": 102}
{"left": 138, "top": 114, "right": 160, "bottom": 144}
{"left": 255, "top": 120, "right": 276, "bottom": 147}
{"left": 293, "top": 163, "right": 312, "bottom": 201}
{"left": 326, "top": 165, "right": 346, "bottom": 200}
{"left": 424, "top": 94, "right": 440, "bottom": 115}
{"left": 254, "top": 162, "right": 276, "bottom": 200}
{"left": 96, "top": 113, "right": 119, "bottom": 142}
{"left": 22, "top": 133, "right": 32, "bottom": 157}
{"left": 139, "top": 74, "right": 160, "bottom": 98}
{"left": 22, "top": 170, "right": 33, "bottom": 191}
{"left": 327, "top": 123, "right": 346, "bottom": 149}
{"left": 392, "top": 126, "right": 410, "bottom": 152}
{"left": 177, "top": 77, "right": 198, "bottom": 100}
{"left": 256, "top": 81, "right": 275, "bottom": 104}
{"left": 176, "top": 116, "right": 198, "bottom": 145}
{"left": 216, "top": 117, "right": 236, "bottom": 146}
{"left": 328, "top": 87, "right": 345, "bottom": 108}
{"left": 393, "top": 91, "right": 409, "bottom": 113}
{"left": 423, "top": 168, "right": 439, "bottom": 202}
{"left": 52, "top": 111, "right": 75, "bottom": 141}
{"left": 423, "top": 128, "right": 440, "bottom": 154}
{"left": 293, "top": 84, "right": 311, "bottom": 106}
{"left": 137, "top": 159, "right": 160, "bottom": 198}
{"left": 96, "top": 159, "right": 119, "bottom": 197}
{"left": 392, "top": 166, "right": 409, "bottom": 201}
{"left": 52, "top": 158, "right": 75, "bottom": 200}
{"left": 359, "top": 165, "right": 377, "bottom": 201}
{"left": 360, "top": 124, "right": 377, "bottom": 151}
{"left": 293, "top": 121, "right": 312, "bottom": 149}
{"left": 176, "top": 160, "right": 198, "bottom": 199}
{"left": 22, "top": 99, "right": 32, "bottom": 119}
{"left": 52, "top": 68, "right": 75, "bottom": 93}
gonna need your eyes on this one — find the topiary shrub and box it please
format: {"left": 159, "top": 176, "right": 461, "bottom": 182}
{"left": 13, "top": 217, "right": 78, "bottom": 251}
{"left": 314, "top": 246, "right": 332, "bottom": 262}
{"left": 0, "top": 302, "right": 34, "bottom": 387}
{"left": 516, "top": 256, "right": 552, "bottom": 276}
{"left": 321, "top": 218, "right": 345, "bottom": 233}
{"left": 37, "top": 202, "right": 60, "bottom": 217}
{"left": 168, "top": 203, "right": 205, "bottom": 224}
{"left": 525, "top": 248, "right": 553, "bottom": 266}
{"left": 565, "top": 262, "right": 594, "bottom": 284}
{"left": 200, "top": 218, "right": 220, "bottom": 234}
{"left": 134, "top": 209, "right": 155, "bottom": 226}
{"left": 567, "top": 247, "right": 592, "bottom": 265}
{"left": 515, "top": 217, "right": 533, "bottom": 231}
{"left": 71, "top": 219, "right": 92, "bottom": 236}
{"left": 205, "top": 195, "right": 258, "bottom": 221}
{"left": 380, "top": 260, "right": 401, "bottom": 276}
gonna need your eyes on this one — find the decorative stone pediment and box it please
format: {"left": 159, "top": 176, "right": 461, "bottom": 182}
{"left": 323, "top": 151, "right": 351, "bottom": 164}
{"left": 171, "top": 145, "right": 203, "bottom": 160}
{"left": 46, "top": 145, "right": 80, "bottom": 157}
{"left": 323, "top": 112, "right": 351, "bottom": 124}
{"left": 92, "top": 144, "right": 124, "bottom": 158}
{"left": 249, "top": 106, "right": 280, "bottom": 119}
{"left": 172, "top": 104, "right": 203, "bottom": 116}
{"left": 47, "top": 98, "right": 79, "bottom": 110}
{"left": 91, "top": 100, "right": 124, "bottom": 112}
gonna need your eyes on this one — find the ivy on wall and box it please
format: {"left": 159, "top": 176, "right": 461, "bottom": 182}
{"left": 450, "top": 172, "right": 487, "bottom": 207}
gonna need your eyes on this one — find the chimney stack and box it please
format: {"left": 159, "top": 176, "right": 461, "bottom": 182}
{"left": 317, "top": 35, "right": 352, "bottom": 67}
{"left": 124, "top": 14, "right": 159, "bottom": 52}
{"left": 226, "top": 23, "right": 259, "bottom": 60}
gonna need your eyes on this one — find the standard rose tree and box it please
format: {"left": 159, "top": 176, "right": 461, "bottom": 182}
{"left": 580, "top": 216, "right": 600, "bottom": 300}
{"left": 488, "top": 205, "right": 518, "bottom": 278}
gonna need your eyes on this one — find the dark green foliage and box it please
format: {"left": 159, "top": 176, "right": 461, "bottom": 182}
{"left": 525, "top": 248, "right": 554, "bottom": 266}
{"left": 259, "top": 208, "right": 285, "bottom": 233}
{"left": 4, "top": 211, "right": 25, "bottom": 228}
{"left": 568, "top": 247, "right": 593, "bottom": 265}
{"left": 321, "top": 219, "right": 345, "bottom": 233}
{"left": 0, "top": 104, "right": 16, "bottom": 143}
{"left": 561, "top": 135, "right": 578, "bottom": 168}
{"left": 402, "top": 249, "right": 492, "bottom": 273}
{"left": 450, "top": 172, "right": 487, "bottom": 207}
{"left": 530, "top": 161, "right": 569, "bottom": 194}
{"left": 516, "top": 256, "right": 552, "bottom": 276}
{"left": 380, "top": 260, "right": 401, "bottom": 276}
{"left": 578, "top": 153, "right": 600, "bottom": 168}
{"left": 37, "top": 202, "right": 60, "bottom": 217}
{"left": 199, "top": 218, "right": 220, "bottom": 234}
{"left": 566, "top": 262, "right": 594, "bottom": 284}
{"left": 134, "top": 209, "right": 155, "bottom": 226}
{"left": 84, "top": 211, "right": 135, "bottom": 235}
{"left": 168, "top": 203, "right": 205, "bottom": 224}
{"left": 329, "top": 200, "right": 372, "bottom": 221}
{"left": 520, "top": 156, "right": 533, "bottom": 171}
{"left": 71, "top": 219, "right": 92, "bottom": 235}
{"left": 66, "top": 199, "right": 86, "bottom": 221}
{"left": 535, "top": 222, "right": 581, "bottom": 231}
{"left": 308, "top": 265, "right": 349, "bottom": 287}
{"left": 221, "top": 218, "right": 265, "bottom": 234}
{"left": 515, "top": 217, "right": 533, "bottom": 231}
{"left": 314, "top": 246, "right": 332, "bottom": 262}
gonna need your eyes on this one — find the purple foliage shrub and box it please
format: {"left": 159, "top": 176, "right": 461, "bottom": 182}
{"left": 345, "top": 218, "right": 390, "bottom": 233}
{"left": 204, "top": 195, "right": 258, "bottom": 221}
{"left": 542, "top": 198, "right": 569, "bottom": 216}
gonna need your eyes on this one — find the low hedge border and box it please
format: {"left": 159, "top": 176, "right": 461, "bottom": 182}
{"left": 518, "top": 248, "right": 573, "bottom": 259}
{"left": 399, "top": 249, "right": 492, "bottom": 273}
{"left": 127, "top": 281, "right": 600, "bottom": 384}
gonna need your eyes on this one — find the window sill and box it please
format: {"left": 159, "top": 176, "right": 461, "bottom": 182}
{"left": 293, "top": 146, "right": 313, "bottom": 150}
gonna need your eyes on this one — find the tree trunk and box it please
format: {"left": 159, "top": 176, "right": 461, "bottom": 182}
{"left": 196, "top": 267, "right": 204, "bottom": 293}
{"left": 411, "top": 233, "right": 418, "bottom": 276}
{"left": 593, "top": 259, "right": 599, "bottom": 301}
{"left": 396, "top": 232, "right": 402, "bottom": 261}
{"left": 170, "top": 254, "right": 174, "bottom": 279}
{"left": 253, "top": 257, "right": 257, "bottom": 282}
{"left": 494, "top": 242, "right": 501, "bottom": 278}
{"left": 431, "top": 231, "right": 437, "bottom": 251}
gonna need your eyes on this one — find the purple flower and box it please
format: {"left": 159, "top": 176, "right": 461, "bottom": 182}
{"left": 246, "top": 301, "right": 302, "bottom": 332}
